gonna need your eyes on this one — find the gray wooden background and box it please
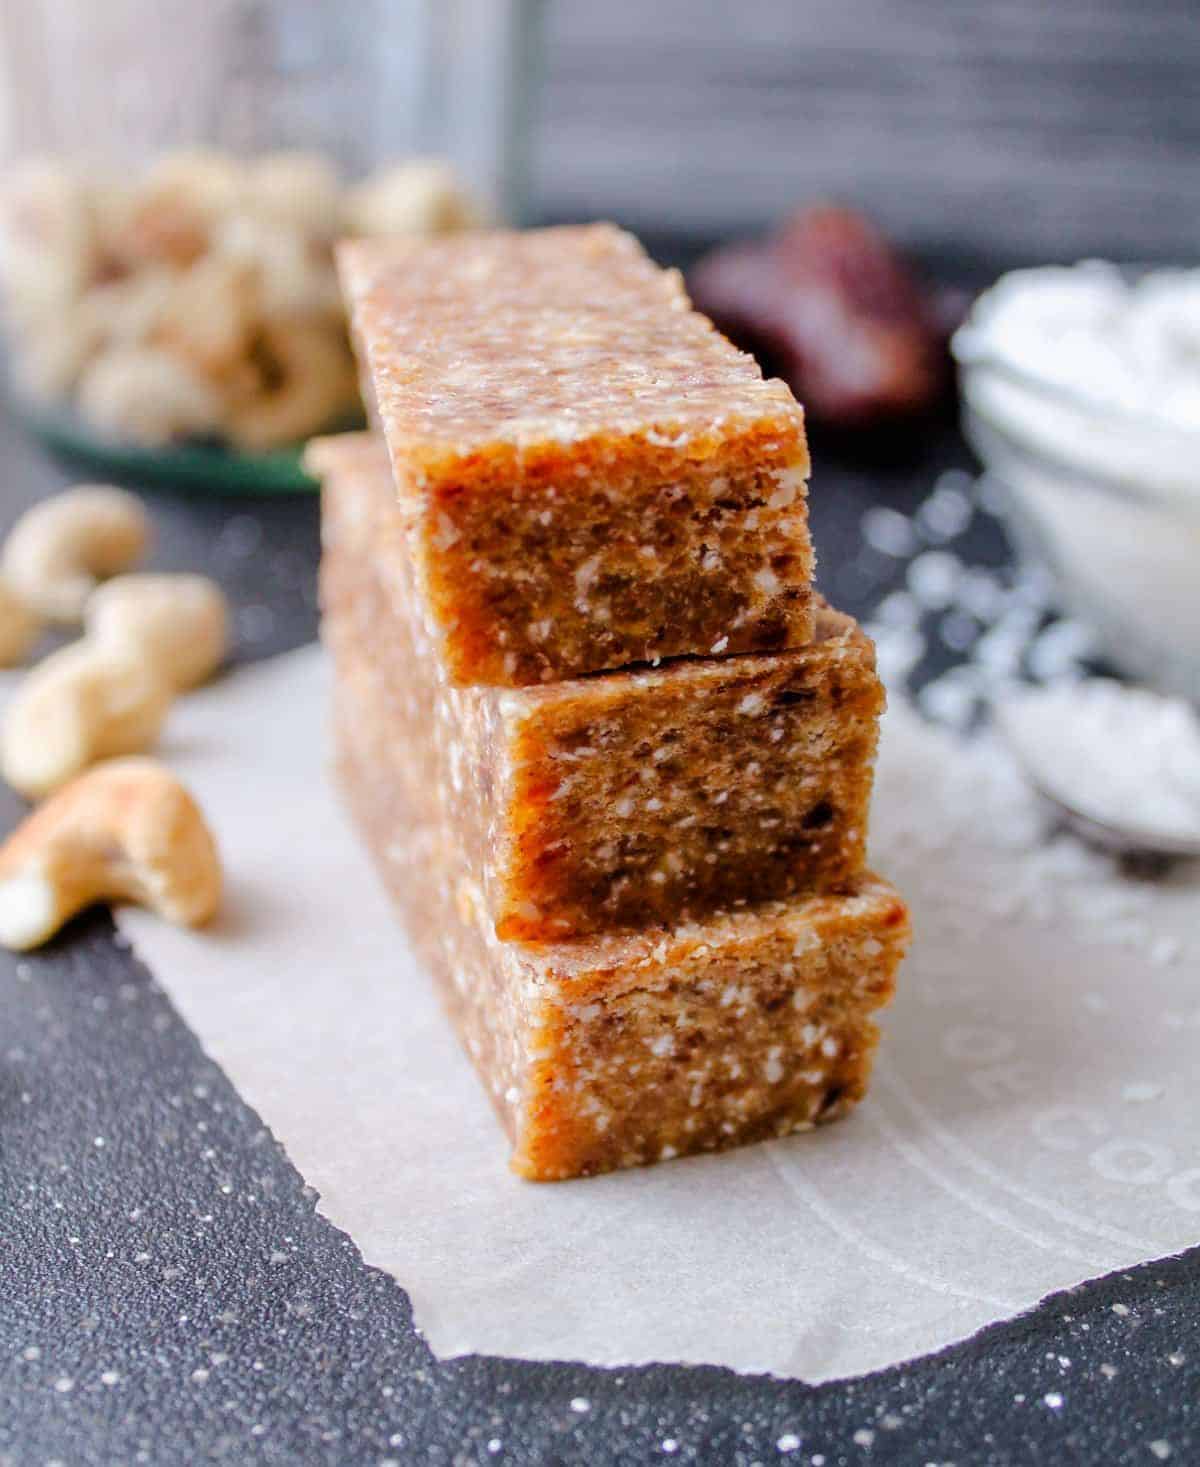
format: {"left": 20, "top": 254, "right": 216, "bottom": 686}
{"left": 532, "top": 0, "right": 1200, "bottom": 261}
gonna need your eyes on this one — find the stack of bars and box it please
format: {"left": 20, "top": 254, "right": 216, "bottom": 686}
{"left": 312, "top": 223, "right": 910, "bottom": 1181}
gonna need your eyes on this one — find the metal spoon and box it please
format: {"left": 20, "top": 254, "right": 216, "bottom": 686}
{"left": 994, "top": 692, "right": 1200, "bottom": 866}
{"left": 1014, "top": 775, "right": 1200, "bottom": 867}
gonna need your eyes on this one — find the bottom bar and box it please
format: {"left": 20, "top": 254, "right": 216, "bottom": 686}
{"left": 333, "top": 643, "right": 910, "bottom": 1182}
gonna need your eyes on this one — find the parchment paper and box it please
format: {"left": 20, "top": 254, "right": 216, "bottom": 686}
{"left": 116, "top": 646, "right": 1200, "bottom": 1382}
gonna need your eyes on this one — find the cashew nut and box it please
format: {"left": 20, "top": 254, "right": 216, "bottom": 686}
{"left": 1, "top": 641, "right": 170, "bottom": 799}
{"left": 86, "top": 573, "right": 229, "bottom": 691}
{"left": 0, "top": 575, "right": 41, "bottom": 666}
{"left": 11, "top": 300, "right": 99, "bottom": 401}
{"left": 343, "top": 159, "right": 481, "bottom": 237}
{"left": 213, "top": 213, "right": 342, "bottom": 318}
{"left": 243, "top": 151, "right": 341, "bottom": 238}
{"left": 154, "top": 254, "right": 258, "bottom": 377}
{"left": 0, "top": 149, "right": 486, "bottom": 453}
{"left": 2, "top": 485, "right": 151, "bottom": 623}
{"left": 0, "top": 757, "right": 221, "bottom": 950}
{"left": 101, "top": 150, "right": 238, "bottom": 272}
{"left": 0, "top": 159, "right": 97, "bottom": 330}
{"left": 77, "top": 345, "right": 225, "bottom": 448}
{"left": 225, "top": 319, "right": 358, "bottom": 452}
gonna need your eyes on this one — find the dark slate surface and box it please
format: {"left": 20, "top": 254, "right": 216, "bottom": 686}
{"left": 1, "top": 260, "right": 1198, "bottom": 1465}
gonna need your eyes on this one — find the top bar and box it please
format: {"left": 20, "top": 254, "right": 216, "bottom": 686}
{"left": 338, "top": 223, "right": 815, "bottom": 686}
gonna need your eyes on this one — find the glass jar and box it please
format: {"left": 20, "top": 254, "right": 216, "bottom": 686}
{"left": 0, "top": 0, "right": 539, "bottom": 220}
{"left": 0, "top": 0, "right": 542, "bottom": 491}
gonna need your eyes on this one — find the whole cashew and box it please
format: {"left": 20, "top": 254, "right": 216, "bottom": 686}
{"left": 2, "top": 485, "right": 151, "bottom": 623}
{"left": 86, "top": 573, "right": 229, "bottom": 691}
{"left": 0, "top": 757, "right": 221, "bottom": 950}
{"left": 0, "top": 575, "right": 41, "bottom": 666}
{"left": 243, "top": 151, "right": 341, "bottom": 238}
{"left": 342, "top": 160, "right": 480, "bottom": 237}
{"left": 1, "top": 641, "right": 170, "bottom": 799}
{"left": 225, "top": 319, "right": 357, "bottom": 452}
{"left": 77, "top": 346, "right": 224, "bottom": 449}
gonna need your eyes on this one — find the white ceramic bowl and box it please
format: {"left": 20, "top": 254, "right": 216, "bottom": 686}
{"left": 953, "top": 286, "right": 1200, "bottom": 701}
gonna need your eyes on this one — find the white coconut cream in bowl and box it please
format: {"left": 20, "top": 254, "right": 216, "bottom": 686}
{"left": 953, "top": 262, "right": 1200, "bottom": 700}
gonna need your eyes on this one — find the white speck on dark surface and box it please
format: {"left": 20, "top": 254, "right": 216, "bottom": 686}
{"left": 873, "top": 589, "right": 921, "bottom": 628}
{"left": 862, "top": 506, "right": 918, "bottom": 558}
{"left": 236, "top": 603, "right": 277, "bottom": 646}
{"left": 938, "top": 609, "right": 980, "bottom": 653}
{"left": 216, "top": 515, "right": 266, "bottom": 562}
{"left": 906, "top": 550, "right": 963, "bottom": 611}
{"left": 917, "top": 473, "right": 974, "bottom": 542}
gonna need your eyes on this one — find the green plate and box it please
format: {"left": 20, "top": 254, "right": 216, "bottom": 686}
{"left": 17, "top": 399, "right": 365, "bottom": 495}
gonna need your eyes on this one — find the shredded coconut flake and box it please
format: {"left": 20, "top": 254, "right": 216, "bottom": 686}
{"left": 997, "top": 680, "right": 1200, "bottom": 848}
